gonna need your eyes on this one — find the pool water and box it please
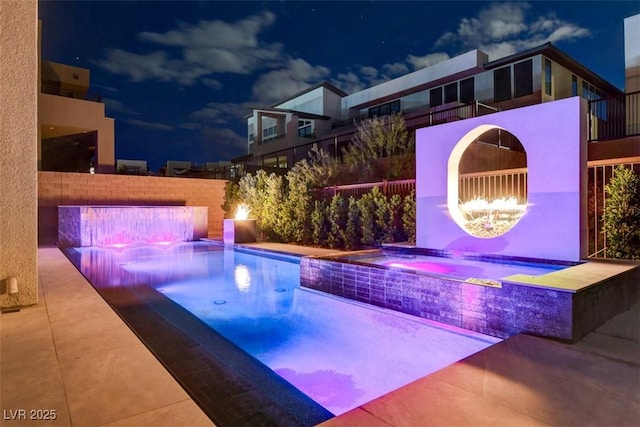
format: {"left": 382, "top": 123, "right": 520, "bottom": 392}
{"left": 343, "top": 252, "right": 566, "bottom": 281}
{"left": 69, "top": 242, "right": 500, "bottom": 415}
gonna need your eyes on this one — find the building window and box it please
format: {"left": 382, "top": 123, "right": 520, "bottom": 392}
{"left": 494, "top": 66, "right": 511, "bottom": 103}
{"left": 298, "top": 120, "right": 313, "bottom": 137}
{"left": 581, "top": 81, "right": 602, "bottom": 100}
{"left": 544, "top": 59, "right": 552, "bottom": 96}
{"left": 571, "top": 75, "right": 578, "bottom": 97}
{"left": 249, "top": 133, "right": 254, "bottom": 142}
{"left": 514, "top": 59, "right": 533, "bottom": 98}
{"left": 368, "top": 100, "right": 400, "bottom": 118}
{"left": 444, "top": 82, "right": 458, "bottom": 104}
{"left": 263, "top": 126, "right": 277, "bottom": 142}
{"left": 460, "top": 77, "right": 474, "bottom": 104}
{"left": 430, "top": 87, "right": 443, "bottom": 107}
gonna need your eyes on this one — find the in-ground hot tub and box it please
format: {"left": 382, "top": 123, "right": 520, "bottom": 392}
{"left": 300, "top": 247, "right": 639, "bottom": 342}
{"left": 58, "top": 205, "right": 208, "bottom": 248}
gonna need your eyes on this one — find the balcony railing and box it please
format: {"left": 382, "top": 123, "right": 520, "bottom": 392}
{"left": 588, "top": 91, "right": 640, "bottom": 142}
{"left": 330, "top": 101, "right": 498, "bottom": 130}
{"left": 41, "top": 83, "right": 103, "bottom": 102}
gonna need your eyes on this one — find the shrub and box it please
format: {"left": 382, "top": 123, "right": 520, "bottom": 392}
{"left": 357, "top": 190, "right": 377, "bottom": 246}
{"left": 403, "top": 190, "right": 416, "bottom": 243}
{"left": 327, "top": 194, "right": 349, "bottom": 249}
{"left": 311, "top": 200, "right": 329, "bottom": 246}
{"left": 281, "top": 165, "right": 314, "bottom": 243}
{"left": 374, "top": 191, "right": 395, "bottom": 244}
{"left": 344, "top": 197, "right": 361, "bottom": 250}
{"left": 221, "top": 180, "right": 240, "bottom": 219}
{"left": 261, "top": 173, "right": 286, "bottom": 241}
{"left": 603, "top": 166, "right": 640, "bottom": 259}
{"left": 356, "top": 186, "right": 395, "bottom": 247}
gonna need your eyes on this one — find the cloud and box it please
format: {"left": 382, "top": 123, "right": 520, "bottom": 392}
{"left": 94, "top": 11, "right": 281, "bottom": 85}
{"left": 331, "top": 52, "right": 449, "bottom": 94}
{"left": 201, "top": 78, "right": 222, "bottom": 90}
{"left": 190, "top": 102, "right": 250, "bottom": 125}
{"left": 251, "top": 58, "right": 330, "bottom": 103}
{"left": 102, "top": 98, "right": 139, "bottom": 116}
{"left": 436, "top": 2, "right": 591, "bottom": 60}
{"left": 406, "top": 52, "right": 451, "bottom": 70}
{"left": 95, "top": 49, "right": 208, "bottom": 85}
{"left": 183, "top": 102, "right": 251, "bottom": 156}
{"left": 333, "top": 71, "right": 365, "bottom": 94}
{"left": 199, "top": 126, "right": 247, "bottom": 154}
{"left": 125, "top": 118, "right": 173, "bottom": 131}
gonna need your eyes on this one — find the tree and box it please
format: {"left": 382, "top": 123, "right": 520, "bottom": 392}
{"left": 281, "top": 163, "right": 314, "bottom": 243}
{"left": 292, "top": 145, "right": 341, "bottom": 188}
{"left": 343, "top": 113, "right": 415, "bottom": 181}
{"left": 221, "top": 180, "right": 240, "bottom": 219}
{"left": 603, "top": 166, "right": 640, "bottom": 259}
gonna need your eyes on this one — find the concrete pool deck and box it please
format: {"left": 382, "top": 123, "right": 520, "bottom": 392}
{"left": 0, "top": 245, "right": 638, "bottom": 426}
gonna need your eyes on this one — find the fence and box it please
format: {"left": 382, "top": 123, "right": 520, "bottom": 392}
{"left": 459, "top": 168, "right": 527, "bottom": 202}
{"left": 317, "top": 158, "right": 640, "bottom": 258}
{"left": 587, "top": 157, "right": 640, "bottom": 258}
{"left": 588, "top": 91, "right": 640, "bottom": 141}
{"left": 314, "top": 179, "right": 416, "bottom": 201}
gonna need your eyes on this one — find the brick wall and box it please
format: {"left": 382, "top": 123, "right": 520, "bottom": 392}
{"left": 38, "top": 172, "right": 227, "bottom": 245}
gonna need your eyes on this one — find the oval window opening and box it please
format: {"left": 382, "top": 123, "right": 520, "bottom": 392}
{"left": 455, "top": 127, "right": 527, "bottom": 238}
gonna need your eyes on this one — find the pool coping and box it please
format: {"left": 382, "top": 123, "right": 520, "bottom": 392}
{"left": 312, "top": 246, "right": 639, "bottom": 294}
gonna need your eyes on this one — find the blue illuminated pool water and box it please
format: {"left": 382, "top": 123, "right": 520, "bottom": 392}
{"left": 70, "top": 242, "right": 500, "bottom": 415}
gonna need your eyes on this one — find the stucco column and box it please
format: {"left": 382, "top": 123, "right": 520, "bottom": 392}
{"left": 0, "top": 0, "right": 39, "bottom": 307}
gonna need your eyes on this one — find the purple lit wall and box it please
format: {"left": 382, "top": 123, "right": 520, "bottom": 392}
{"left": 416, "top": 97, "right": 587, "bottom": 262}
{"left": 58, "top": 206, "right": 208, "bottom": 248}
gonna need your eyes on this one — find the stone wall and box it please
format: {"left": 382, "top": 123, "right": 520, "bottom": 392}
{"left": 38, "top": 172, "right": 227, "bottom": 245}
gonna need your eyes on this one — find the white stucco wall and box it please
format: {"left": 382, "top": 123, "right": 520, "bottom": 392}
{"left": 0, "top": 0, "right": 38, "bottom": 307}
{"left": 416, "top": 97, "right": 587, "bottom": 262}
{"left": 277, "top": 86, "right": 325, "bottom": 115}
{"left": 341, "top": 50, "right": 488, "bottom": 114}
{"left": 624, "top": 14, "right": 640, "bottom": 92}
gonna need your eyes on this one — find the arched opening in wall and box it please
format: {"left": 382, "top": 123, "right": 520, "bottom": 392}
{"left": 448, "top": 126, "right": 528, "bottom": 238}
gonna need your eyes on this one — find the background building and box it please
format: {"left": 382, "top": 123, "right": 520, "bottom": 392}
{"left": 38, "top": 22, "right": 115, "bottom": 174}
{"left": 243, "top": 37, "right": 639, "bottom": 178}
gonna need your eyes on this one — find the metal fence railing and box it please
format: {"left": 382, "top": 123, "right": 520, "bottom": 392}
{"left": 314, "top": 179, "right": 416, "bottom": 201}
{"left": 587, "top": 157, "right": 640, "bottom": 258}
{"left": 315, "top": 158, "right": 640, "bottom": 259}
{"left": 588, "top": 91, "right": 640, "bottom": 141}
{"left": 459, "top": 168, "right": 527, "bottom": 203}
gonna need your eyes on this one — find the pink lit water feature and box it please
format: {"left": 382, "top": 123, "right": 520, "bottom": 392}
{"left": 58, "top": 206, "right": 207, "bottom": 248}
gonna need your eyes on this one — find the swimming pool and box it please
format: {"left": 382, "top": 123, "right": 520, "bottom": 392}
{"left": 338, "top": 249, "right": 567, "bottom": 282}
{"left": 66, "top": 241, "right": 499, "bottom": 416}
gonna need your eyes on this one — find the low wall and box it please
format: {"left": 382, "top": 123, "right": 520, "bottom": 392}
{"left": 300, "top": 256, "right": 639, "bottom": 342}
{"left": 38, "top": 172, "right": 227, "bottom": 246}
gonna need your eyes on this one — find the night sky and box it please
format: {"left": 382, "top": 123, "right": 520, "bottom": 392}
{"left": 38, "top": 1, "right": 640, "bottom": 172}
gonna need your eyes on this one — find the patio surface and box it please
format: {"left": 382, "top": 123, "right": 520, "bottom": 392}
{"left": 0, "top": 245, "right": 638, "bottom": 426}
